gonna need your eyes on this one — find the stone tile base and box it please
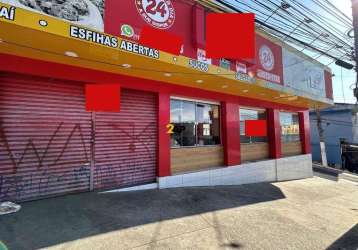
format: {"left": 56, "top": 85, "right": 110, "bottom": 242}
{"left": 158, "top": 154, "right": 313, "bottom": 188}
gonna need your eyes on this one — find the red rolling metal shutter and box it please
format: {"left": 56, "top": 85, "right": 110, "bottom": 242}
{"left": 0, "top": 73, "right": 92, "bottom": 202}
{"left": 94, "top": 89, "right": 157, "bottom": 190}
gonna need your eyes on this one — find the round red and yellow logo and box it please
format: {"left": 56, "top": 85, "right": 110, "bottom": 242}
{"left": 259, "top": 45, "right": 275, "bottom": 71}
{"left": 135, "top": 0, "right": 176, "bottom": 29}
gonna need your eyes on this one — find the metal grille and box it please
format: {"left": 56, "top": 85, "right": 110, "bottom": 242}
{"left": 94, "top": 89, "right": 157, "bottom": 190}
{"left": 0, "top": 73, "right": 92, "bottom": 202}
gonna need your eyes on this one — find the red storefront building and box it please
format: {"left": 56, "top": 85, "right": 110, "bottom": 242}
{"left": 0, "top": 0, "right": 333, "bottom": 201}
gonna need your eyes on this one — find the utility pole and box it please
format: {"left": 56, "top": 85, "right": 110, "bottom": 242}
{"left": 315, "top": 108, "right": 328, "bottom": 166}
{"left": 352, "top": 0, "right": 358, "bottom": 102}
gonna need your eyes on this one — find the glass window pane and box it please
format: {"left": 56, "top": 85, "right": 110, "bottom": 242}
{"left": 197, "top": 104, "right": 221, "bottom": 146}
{"left": 240, "top": 108, "right": 267, "bottom": 144}
{"left": 181, "top": 101, "right": 196, "bottom": 122}
{"left": 170, "top": 99, "right": 221, "bottom": 147}
{"left": 280, "top": 112, "right": 300, "bottom": 142}
{"left": 170, "top": 100, "right": 196, "bottom": 147}
{"left": 170, "top": 100, "right": 181, "bottom": 123}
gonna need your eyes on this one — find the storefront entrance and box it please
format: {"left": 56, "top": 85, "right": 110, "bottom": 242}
{"left": 0, "top": 73, "right": 157, "bottom": 202}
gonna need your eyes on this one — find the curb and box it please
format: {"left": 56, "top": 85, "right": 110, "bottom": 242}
{"left": 312, "top": 164, "right": 358, "bottom": 183}
{"left": 340, "top": 172, "right": 358, "bottom": 183}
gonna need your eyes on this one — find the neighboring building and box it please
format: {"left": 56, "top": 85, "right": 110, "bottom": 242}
{"left": 310, "top": 103, "right": 358, "bottom": 166}
{"left": 0, "top": 0, "right": 333, "bottom": 202}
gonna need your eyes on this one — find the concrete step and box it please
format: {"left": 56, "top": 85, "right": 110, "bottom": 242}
{"left": 313, "top": 164, "right": 358, "bottom": 183}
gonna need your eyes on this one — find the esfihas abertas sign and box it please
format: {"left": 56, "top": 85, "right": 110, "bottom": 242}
{"left": 135, "top": 0, "right": 175, "bottom": 29}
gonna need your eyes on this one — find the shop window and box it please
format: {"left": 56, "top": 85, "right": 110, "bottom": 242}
{"left": 240, "top": 108, "right": 268, "bottom": 143}
{"left": 280, "top": 112, "right": 300, "bottom": 142}
{"left": 170, "top": 99, "right": 221, "bottom": 147}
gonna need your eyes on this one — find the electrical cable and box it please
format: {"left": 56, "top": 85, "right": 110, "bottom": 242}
{"left": 232, "top": 1, "right": 352, "bottom": 58}
{"left": 216, "top": 0, "right": 353, "bottom": 66}
{"left": 257, "top": 0, "right": 353, "bottom": 53}
{"left": 228, "top": 0, "right": 353, "bottom": 61}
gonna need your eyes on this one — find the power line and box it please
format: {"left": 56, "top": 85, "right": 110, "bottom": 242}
{"left": 216, "top": 0, "right": 354, "bottom": 67}
{"left": 221, "top": 0, "right": 354, "bottom": 65}
{"left": 256, "top": 0, "right": 353, "bottom": 54}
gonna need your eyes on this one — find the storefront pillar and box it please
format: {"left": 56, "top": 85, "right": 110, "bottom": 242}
{"left": 222, "top": 102, "right": 241, "bottom": 166}
{"left": 267, "top": 109, "right": 282, "bottom": 158}
{"left": 158, "top": 92, "right": 171, "bottom": 177}
{"left": 299, "top": 110, "right": 311, "bottom": 154}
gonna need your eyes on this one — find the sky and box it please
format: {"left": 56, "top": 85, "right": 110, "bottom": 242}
{"left": 227, "top": 0, "right": 356, "bottom": 103}
{"left": 314, "top": 0, "right": 356, "bottom": 103}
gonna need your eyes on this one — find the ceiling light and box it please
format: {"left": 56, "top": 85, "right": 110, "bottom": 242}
{"left": 196, "top": 80, "right": 203, "bottom": 83}
{"left": 39, "top": 20, "right": 48, "bottom": 27}
{"left": 217, "top": 69, "right": 221, "bottom": 73}
{"left": 64, "top": 51, "right": 78, "bottom": 58}
{"left": 164, "top": 73, "right": 172, "bottom": 77}
{"left": 222, "top": 85, "right": 228, "bottom": 89}
{"left": 173, "top": 57, "right": 177, "bottom": 62}
{"left": 121, "top": 64, "right": 131, "bottom": 68}
{"left": 242, "top": 89, "right": 249, "bottom": 93}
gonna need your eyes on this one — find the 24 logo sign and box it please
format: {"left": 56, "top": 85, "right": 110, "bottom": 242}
{"left": 259, "top": 45, "right": 275, "bottom": 71}
{"left": 135, "top": 0, "right": 175, "bottom": 29}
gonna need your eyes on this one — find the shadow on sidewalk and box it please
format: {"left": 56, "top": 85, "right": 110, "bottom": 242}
{"left": 0, "top": 183, "right": 285, "bottom": 250}
{"left": 327, "top": 224, "right": 358, "bottom": 250}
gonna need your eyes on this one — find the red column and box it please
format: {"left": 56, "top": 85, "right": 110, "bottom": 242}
{"left": 221, "top": 102, "right": 241, "bottom": 166}
{"left": 158, "top": 92, "right": 171, "bottom": 177}
{"left": 299, "top": 110, "right": 311, "bottom": 154}
{"left": 267, "top": 109, "right": 282, "bottom": 159}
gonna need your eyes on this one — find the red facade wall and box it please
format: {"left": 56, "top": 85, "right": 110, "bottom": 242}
{"left": 267, "top": 109, "right": 282, "bottom": 159}
{"left": 103, "top": 0, "right": 282, "bottom": 80}
{"left": 0, "top": 53, "right": 307, "bottom": 112}
{"left": 221, "top": 102, "right": 241, "bottom": 166}
{"left": 0, "top": 53, "right": 312, "bottom": 178}
{"left": 299, "top": 111, "right": 311, "bottom": 154}
{"left": 103, "top": 0, "right": 331, "bottom": 95}
{"left": 105, "top": 0, "right": 197, "bottom": 59}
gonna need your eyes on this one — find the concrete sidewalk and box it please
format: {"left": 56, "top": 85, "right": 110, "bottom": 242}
{"left": 0, "top": 177, "right": 358, "bottom": 250}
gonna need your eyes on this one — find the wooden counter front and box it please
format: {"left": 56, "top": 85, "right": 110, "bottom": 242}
{"left": 241, "top": 143, "right": 269, "bottom": 162}
{"left": 281, "top": 141, "right": 302, "bottom": 157}
{"left": 171, "top": 146, "right": 224, "bottom": 174}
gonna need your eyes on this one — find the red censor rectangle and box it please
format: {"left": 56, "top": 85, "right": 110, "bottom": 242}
{"left": 245, "top": 120, "right": 267, "bottom": 137}
{"left": 206, "top": 13, "right": 255, "bottom": 60}
{"left": 139, "top": 26, "right": 183, "bottom": 55}
{"left": 86, "top": 84, "right": 121, "bottom": 112}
